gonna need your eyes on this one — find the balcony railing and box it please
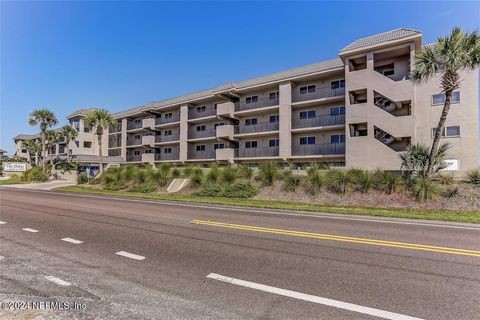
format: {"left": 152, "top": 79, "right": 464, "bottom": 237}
{"left": 126, "top": 154, "right": 142, "bottom": 162}
{"left": 109, "top": 123, "right": 122, "bottom": 134}
{"left": 188, "top": 129, "right": 216, "bottom": 139}
{"left": 154, "top": 152, "right": 180, "bottom": 161}
{"left": 127, "top": 121, "right": 143, "bottom": 131}
{"left": 293, "top": 87, "right": 345, "bottom": 103}
{"left": 292, "top": 142, "right": 345, "bottom": 156}
{"left": 127, "top": 138, "right": 142, "bottom": 146}
{"left": 108, "top": 138, "right": 122, "bottom": 148}
{"left": 236, "top": 97, "right": 279, "bottom": 112}
{"left": 188, "top": 107, "right": 216, "bottom": 120}
{"left": 292, "top": 114, "right": 345, "bottom": 129}
{"left": 155, "top": 134, "right": 180, "bottom": 143}
{"left": 188, "top": 149, "right": 215, "bottom": 160}
{"left": 237, "top": 122, "right": 279, "bottom": 135}
{"left": 238, "top": 146, "right": 279, "bottom": 158}
{"left": 155, "top": 114, "right": 180, "bottom": 125}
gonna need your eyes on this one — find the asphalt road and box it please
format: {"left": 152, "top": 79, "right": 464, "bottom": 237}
{"left": 0, "top": 188, "right": 479, "bottom": 320}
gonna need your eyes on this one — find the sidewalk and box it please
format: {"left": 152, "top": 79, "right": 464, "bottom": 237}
{"left": 0, "top": 180, "right": 76, "bottom": 190}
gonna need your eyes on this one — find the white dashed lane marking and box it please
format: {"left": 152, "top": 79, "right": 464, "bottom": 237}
{"left": 44, "top": 275, "right": 71, "bottom": 286}
{"left": 22, "top": 228, "right": 39, "bottom": 233}
{"left": 115, "top": 251, "right": 145, "bottom": 260}
{"left": 61, "top": 238, "right": 83, "bottom": 244}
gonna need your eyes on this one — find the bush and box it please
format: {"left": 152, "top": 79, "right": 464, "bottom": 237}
{"left": 220, "top": 166, "right": 237, "bottom": 184}
{"left": 128, "top": 184, "right": 157, "bottom": 193}
{"left": 122, "top": 164, "right": 138, "bottom": 181}
{"left": 325, "top": 169, "right": 351, "bottom": 194}
{"left": 22, "top": 167, "right": 49, "bottom": 182}
{"left": 190, "top": 170, "right": 204, "bottom": 187}
{"left": 104, "top": 181, "right": 127, "bottom": 191}
{"left": 222, "top": 181, "right": 258, "bottom": 198}
{"left": 194, "top": 183, "right": 223, "bottom": 197}
{"left": 77, "top": 172, "right": 88, "bottom": 184}
{"left": 237, "top": 164, "right": 254, "bottom": 180}
{"left": 90, "top": 177, "right": 102, "bottom": 185}
{"left": 149, "top": 164, "right": 171, "bottom": 187}
{"left": 205, "top": 165, "right": 221, "bottom": 183}
{"left": 282, "top": 171, "right": 301, "bottom": 192}
{"left": 466, "top": 169, "right": 480, "bottom": 186}
{"left": 351, "top": 170, "right": 374, "bottom": 193}
{"left": 306, "top": 169, "right": 323, "bottom": 195}
{"left": 54, "top": 161, "right": 78, "bottom": 171}
{"left": 413, "top": 176, "right": 438, "bottom": 202}
{"left": 440, "top": 186, "right": 459, "bottom": 198}
{"left": 171, "top": 167, "right": 181, "bottom": 178}
{"left": 258, "top": 162, "right": 278, "bottom": 186}
{"left": 434, "top": 173, "right": 454, "bottom": 185}
{"left": 182, "top": 165, "right": 195, "bottom": 177}
{"left": 373, "top": 171, "right": 402, "bottom": 194}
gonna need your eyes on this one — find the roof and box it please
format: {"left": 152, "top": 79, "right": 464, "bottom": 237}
{"left": 340, "top": 28, "right": 421, "bottom": 53}
{"left": 0, "top": 148, "right": 7, "bottom": 154}
{"left": 14, "top": 133, "right": 40, "bottom": 141}
{"left": 66, "top": 108, "right": 91, "bottom": 119}
{"left": 112, "top": 58, "right": 343, "bottom": 118}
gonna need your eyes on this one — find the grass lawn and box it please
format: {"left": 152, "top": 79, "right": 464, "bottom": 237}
{"left": 54, "top": 186, "right": 480, "bottom": 224}
{"left": 0, "top": 179, "right": 27, "bottom": 185}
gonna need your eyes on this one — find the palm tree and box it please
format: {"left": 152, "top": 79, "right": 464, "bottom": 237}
{"left": 45, "top": 130, "right": 59, "bottom": 165}
{"left": 28, "top": 109, "right": 58, "bottom": 172}
{"left": 399, "top": 143, "right": 450, "bottom": 178}
{"left": 60, "top": 125, "right": 78, "bottom": 162}
{"left": 22, "top": 140, "right": 41, "bottom": 165}
{"left": 412, "top": 28, "right": 480, "bottom": 175}
{"left": 84, "top": 108, "right": 115, "bottom": 174}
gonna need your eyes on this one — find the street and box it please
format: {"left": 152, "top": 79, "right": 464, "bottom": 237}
{"left": 0, "top": 188, "right": 479, "bottom": 319}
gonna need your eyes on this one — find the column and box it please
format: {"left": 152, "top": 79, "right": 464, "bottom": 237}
{"left": 279, "top": 81, "right": 292, "bottom": 160}
{"left": 121, "top": 118, "right": 127, "bottom": 159}
{"left": 179, "top": 105, "right": 189, "bottom": 162}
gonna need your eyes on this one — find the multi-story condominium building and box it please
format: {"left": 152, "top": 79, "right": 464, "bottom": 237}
{"left": 106, "top": 28, "right": 478, "bottom": 174}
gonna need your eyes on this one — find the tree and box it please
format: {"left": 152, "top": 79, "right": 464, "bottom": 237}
{"left": 399, "top": 143, "right": 450, "bottom": 178}
{"left": 22, "top": 140, "right": 42, "bottom": 165}
{"left": 28, "top": 109, "right": 58, "bottom": 172}
{"left": 83, "top": 109, "right": 115, "bottom": 174}
{"left": 45, "top": 130, "right": 59, "bottom": 165}
{"left": 60, "top": 125, "right": 78, "bottom": 162}
{"left": 412, "top": 28, "right": 480, "bottom": 175}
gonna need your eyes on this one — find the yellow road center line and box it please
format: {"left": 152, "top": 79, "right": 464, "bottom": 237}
{"left": 191, "top": 220, "right": 480, "bottom": 257}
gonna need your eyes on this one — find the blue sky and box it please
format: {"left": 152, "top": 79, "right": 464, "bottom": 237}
{"left": 1, "top": 1, "right": 479, "bottom": 153}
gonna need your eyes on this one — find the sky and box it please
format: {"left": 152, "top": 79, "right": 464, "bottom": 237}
{"left": 1, "top": 1, "right": 479, "bottom": 154}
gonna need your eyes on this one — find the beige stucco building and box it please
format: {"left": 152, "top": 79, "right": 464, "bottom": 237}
{"left": 13, "top": 28, "right": 480, "bottom": 175}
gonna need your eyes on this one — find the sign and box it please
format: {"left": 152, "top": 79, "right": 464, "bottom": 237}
{"left": 441, "top": 159, "right": 459, "bottom": 171}
{"left": 3, "top": 162, "right": 27, "bottom": 172}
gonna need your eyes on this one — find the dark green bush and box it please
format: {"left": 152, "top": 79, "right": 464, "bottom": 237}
{"left": 77, "top": 172, "right": 88, "bottom": 184}
{"left": 373, "top": 170, "right": 402, "bottom": 194}
{"left": 306, "top": 169, "right": 323, "bottom": 195}
{"left": 222, "top": 181, "right": 258, "bottom": 198}
{"left": 325, "top": 169, "right": 351, "bottom": 194}
{"left": 351, "top": 169, "right": 374, "bottom": 193}
{"left": 237, "top": 164, "right": 254, "bottom": 180}
{"left": 171, "top": 167, "right": 181, "bottom": 178}
{"left": 194, "top": 183, "right": 223, "bottom": 197}
{"left": 54, "top": 161, "right": 78, "bottom": 171}
{"left": 22, "top": 167, "right": 49, "bottom": 182}
{"left": 466, "top": 169, "right": 480, "bottom": 185}
{"left": 205, "top": 165, "right": 221, "bottom": 183}
{"left": 282, "top": 171, "right": 301, "bottom": 192}
{"left": 220, "top": 166, "right": 237, "bottom": 184}
{"left": 104, "top": 181, "right": 127, "bottom": 191}
{"left": 258, "top": 162, "right": 278, "bottom": 186}
{"left": 128, "top": 184, "right": 157, "bottom": 193}
{"left": 413, "top": 176, "right": 438, "bottom": 202}
{"left": 190, "top": 170, "right": 204, "bottom": 187}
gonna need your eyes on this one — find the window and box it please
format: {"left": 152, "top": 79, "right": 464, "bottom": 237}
{"left": 331, "top": 134, "right": 346, "bottom": 143}
{"left": 196, "top": 145, "right": 206, "bottom": 151}
{"left": 134, "top": 134, "right": 141, "bottom": 140}
{"left": 164, "top": 112, "right": 173, "bottom": 119}
{"left": 196, "top": 106, "right": 206, "bottom": 113}
{"left": 300, "top": 85, "right": 316, "bottom": 94}
{"left": 133, "top": 150, "right": 141, "bottom": 155}
{"left": 214, "top": 143, "right": 225, "bottom": 150}
{"left": 269, "top": 115, "right": 279, "bottom": 123}
{"left": 432, "top": 126, "right": 461, "bottom": 138}
{"left": 164, "top": 148, "right": 172, "bottom": 154}
{"left": 83, "top": 141, "right": 92, "bottom": 148}
{"left": 432, "top": 91, "right": 460, "bottom": 105}
{"left": 300, "top": 136, "right": 316, "bottom": 145}
{"left": 330, "top": 106, "right": 346, "bottom": 115}
{"left": 74, "top": 141, "right": 80, "bottom": 148}
{"left": 21, "top": 149, "right": 27, "bottom": 153}
{"left": 84, "top": 127, "right": 91, "bottom": 133}
{"left": 299, "top": 110, "right": 316, "bottom": 119}
{"left": 245, "top": 118, "right": 258, "bottom": 126}
{"left": 144, "top": 149, "right": 152, "bottom": 154}
{"left": 331, "top": 80, "right": 345, "bottom": 89}
{"left": 246, "top": 96, "right": 258, "bottom": 104}
{"left": 196, "top": 125, "right": 206, "bottom": 131}
{"left": 268, "top": 139, "right": 279, "bottom": 147}
{"left": 245, "top": 141, "right": 258, "bottom": 148}
{"left": 164, "top": 130, "right": 172, "bottom": 136}
{"left": 383, "top": 68, "right": 394, "bottom": 76}
{"left": 72, "top": 119, "right": 80, "bottom": 131}
{"left": 214, "top": 122, "right": 224, "bottom": 129}
{"left": 269, "top": 92, "right": 279, "bottom": 100}
{"left": 134, "top": 119, "right": 141, "bottom": 124}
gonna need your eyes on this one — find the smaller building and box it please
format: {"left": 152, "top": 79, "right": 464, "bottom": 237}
{"left": 0, "top": 148, "right": 7, "bottom": 156}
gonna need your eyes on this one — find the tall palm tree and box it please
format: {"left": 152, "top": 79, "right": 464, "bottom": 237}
{"left": 45, "top": 130, "right": 59, "bottom": 165}
{"left": 28, "top": 109, "right": 58, "bottom": 172}
{"left": 412, "top": 27, "right": 480, "bottom": 175}
{"left": 22, "top": 140, "right": 42, "bottom": 165}
{"left": 60, "top": 125, "right": 78, "bottom": 162}
{"left": 399, "top": 143, "right": 450, "bottom": 178}
{"left": 84, "top": 108, "right": 115, "bottom": 174}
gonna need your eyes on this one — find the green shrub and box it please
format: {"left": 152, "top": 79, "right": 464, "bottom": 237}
{"left": 89, "top": 177, "right": 102, "bottom": 185}
{"left": 413, "top": 176, "right": 438, "bottom": 202}
{"left": 440, "top": 186, "right": 459, "bottom": 198}
{"left": 466, "top": 169, "right": 480, "bottom": 185}
{"left": 190, "top": 170, "right": 204, "bottom": 187}
{"left": 182, "top": 165, "right": 195, "bottom": 177}
{"left": 325, "top": 169, "right": 351, "bottom": 194}
{"left": 171, "top": 167, "right": 181, "bottom": 178}
{"left": 194, "top": 183, "right": 223, "bottom": 197}
{"left": 282, "top": 171, "right": 301, "bottom": 192}
{"left": 306, "top": 169, "right": 323, "bottom": 195}
{"left": 104, "top": 181, "right": 127, "bottom": 191}
{"left": 128, "top": 183, "right": 157, "bottom": 193}
{"left": 149, "top": 164, "right": 171, "bottom": 187}
{"left": 351, "top": 170, "right": 374, "bottom": 193}
{"left": 77, "top": 172, "right": 88, "bottom": 184}
{"left": 373, "top": 171, "right": 402, "bottom": 194}
{"left": 122, "top": 164, "right": 138, "bottom": 181}
{"left": 54, "top": 161, "right": 78, "bottom": 171}
{"left": 22, "top": 167, "right": 49, "bottom": 182}
{"left": 222, "top": 181, "right": 258, "bottom": 198}
{"left": 237, "top": 164, "right": 254, "bottom": 180}
{"left": 205, "top": 165, "right": 221, "bottom": 183}
{"left": 220, "top": 166, "right": 237, "bottom": 184}
{"left": 258, "top": 162, "right": 278, "bottom": 186}
{"left": 434, "top": 173, "right": 454, "bottom": 185}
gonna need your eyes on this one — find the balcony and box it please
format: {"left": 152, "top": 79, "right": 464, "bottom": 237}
{"left": 216, "top": 102, "right": 236, "bottom": 118}
{"left": 141, "top": 153, "right": 154, "bottom": 163}
{"left": 237, "top": 122, "right": 279, "bottom": 135}
{"left": 188, "top": 149, "right": 215, "bottom": 160}
{"left": 216, "top": 125, "right": 235, "bottom": 140}
{"left": 155, "top": 114, "right": 180, "bottom": 126}
{"left": 292, "top": 114, "right": 345, "bottom": 129}
{"left": 109, "top": 122, "right": 122, "bottom": 134}
{"left": 142, "top": 118, "right": 155, "bottom": 130}
{"left": 293, "top": 87, "right": 345, "bottom": 103}
{"left": 155, "top": 134, "right": 180, "bottom": 143}
{"left": 188, "top": 107, "right": 216, "bottom": 120}
{"left": 127, "top": 138, "right": 142, "bottom": 146}
{"left": 236, "top": 97, "right": 279, "bottom": 112}
{"left": 292, "top": 143, "right": 345, "bottom": 156}
{"left": 108, "top": 137, "right": 122, "bottom": 148}
{"left": 155, "top": 152, "right": 180, "bottom": 161}
{"left": 188, "top": 129, "right": 216, "bottom": 140}
{"left": 127, "top": 121, "right": 143, "bottom": 131}
{"left": 141, "top": 135, "right": 155, "bottom": 147}
{"left": 126, "top": 154, "right": 142, "bottom": 162}
{"left": 238, "top": 146, "right": 279, "bottom": 158}
{"left": 216, "top": 148, "right": 235, "bottom": 162}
